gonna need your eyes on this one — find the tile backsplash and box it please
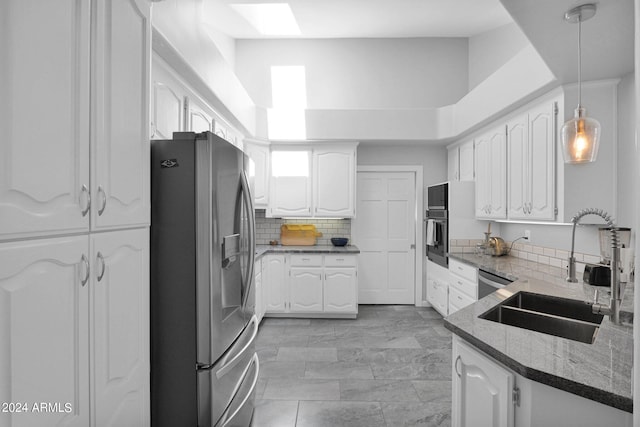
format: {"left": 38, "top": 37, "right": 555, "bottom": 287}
{"left": 255, "top": 210, "right": 351, "bottom": 245}
{"left": 450, "top": 239, "right": 602, "bottom": 273}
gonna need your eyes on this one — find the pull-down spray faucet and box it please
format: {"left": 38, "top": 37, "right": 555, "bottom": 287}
{"left": 566, "top": 208, "right": 621, "bottom": 324}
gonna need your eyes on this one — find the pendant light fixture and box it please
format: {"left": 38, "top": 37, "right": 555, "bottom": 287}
{"left": 561, "top": 3, "right": 601, "bottom": 164}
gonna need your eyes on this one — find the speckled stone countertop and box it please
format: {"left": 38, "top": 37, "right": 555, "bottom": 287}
{"left": 445, "top": 253, "right": 633, "bottom": 412}
{"left": 256, "top": 244, "right": 360, "bottom": 259}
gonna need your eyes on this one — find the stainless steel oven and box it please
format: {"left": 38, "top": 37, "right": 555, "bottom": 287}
{"left": 426, "top": 209, "right": 448, "bottom": 268}
{"left": 426, "top": 183, "right": 449, "bottom": 268}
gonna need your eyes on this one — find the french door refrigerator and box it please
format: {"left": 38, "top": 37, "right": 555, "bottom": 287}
{"left": 150, "top": 131, "right": 258, "bottom": 427}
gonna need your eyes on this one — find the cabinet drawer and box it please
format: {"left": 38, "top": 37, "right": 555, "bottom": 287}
{"left": 449, "top": 258, "right": 477, "bottom": 282}
{"left": 324, "top": 255, "right": 357, "bottom": 267}
{"left": 289, "top": 254, "right": 323, "bottom": 267}
{"left": 449, "top": 275, "right": 477, "bottom": 300}
{"left": 449, "top": 285, "right": 474, "bottom": 314}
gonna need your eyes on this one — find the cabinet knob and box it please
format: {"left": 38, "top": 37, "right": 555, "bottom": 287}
{"left": 97, "top": 186, "right": 107, "bottom": 216}
{"left": 80, "top": 254, "right": 90, "bottom": 287}
{"left": 96, "top": 252, "right": 106, "bottom": 282}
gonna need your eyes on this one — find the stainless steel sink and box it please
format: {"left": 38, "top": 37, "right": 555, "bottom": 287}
{"left": 479, "top": 292, "right": 604, "bottom": 344}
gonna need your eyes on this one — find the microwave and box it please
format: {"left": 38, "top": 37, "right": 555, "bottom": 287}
{"left": 427, "top": 183, "right": 448, "bottom": 210}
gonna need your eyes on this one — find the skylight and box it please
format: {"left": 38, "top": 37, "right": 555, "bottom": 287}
{"left": 230, "top": 3, "right": 300, "bottom": 36}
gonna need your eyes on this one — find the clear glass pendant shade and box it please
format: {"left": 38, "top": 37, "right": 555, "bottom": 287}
{"left": 561, "top": 107, "right": 600, "bottom": 164}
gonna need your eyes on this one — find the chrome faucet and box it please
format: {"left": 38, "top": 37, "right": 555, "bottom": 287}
{"left": 566, "top": 208, "right": 621, "bottom": 324}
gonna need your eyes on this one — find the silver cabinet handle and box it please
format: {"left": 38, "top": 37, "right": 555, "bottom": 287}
{"left": 80, "top": 185, "right": 91, "bottom": 217}
{"left": 97, "top": 186, "right": 107, "bottom": 216}
{"left": 96, "top": 252, "right": 106, "bottom": 282}
{"left": 80, "top": 254, "right": 90, "bottom": 287}
{"left": 455, "top": 355, "right": 462, "bottom": 378}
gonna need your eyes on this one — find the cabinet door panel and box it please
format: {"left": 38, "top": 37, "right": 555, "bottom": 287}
{"left": 488, "top": 129, "right": 507, "bottom": 219}
{"left": 324, "top": 268, "right": 357, "bottom": 313}
{"left": 458, "top": 142, "right": 475, "bottom": 182}
{"left": 507, "top": 117, "right": 528, "bottom": 219}
{"left": 92, "top": 0, "right": 151, "bottom": 230}
{"left": 453, "top": 337, "right": 514, "bottom": 427}
{"left": 313, "top": 149, "right": 355, "bottom": 217}
{"left": 474, "top": 136, "right": 491, "bottom": 218}
{"left": 91, "top": 228, "right": 149, "bottom": 427}
{"left": 0, "top": 0, "right": 90, "bottom": 240}
{"left": 152, "top": 82, "right": 183, "bottom": 140}
{"left": 290, "top": 268, "right": 323, "bottom": 312}
{"left": 264, "top": 255, "right": 286, "bottom": 313}
{"left": 245, "top": 144, "right": 270, "bottom": 208}
{"left": 0, "top": 236, "right": 90, "bottom": 427}
{"left": 528, "top": 104, "right": 555, "bottom": 220}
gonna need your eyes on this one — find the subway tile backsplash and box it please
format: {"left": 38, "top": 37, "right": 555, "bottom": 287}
{"left": 255, "top": 210, "right": 351, "bottom": 245}
{"left": 449, "top": 239, "right": 602, "bottom": 273}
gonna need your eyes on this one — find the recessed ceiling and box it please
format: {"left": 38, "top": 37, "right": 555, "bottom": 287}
{"left": 202, "top": 0, "right": 515, "bottom": 39}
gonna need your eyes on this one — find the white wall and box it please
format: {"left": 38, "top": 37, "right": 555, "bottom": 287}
{"left": 235, "top": 38, "right": 469, "bottom": 109}
{"left": 356, "top": 144, "right": 448, "bottom": 194}
{"left": 468, "top": 23, "right": 530, "bottom": 90}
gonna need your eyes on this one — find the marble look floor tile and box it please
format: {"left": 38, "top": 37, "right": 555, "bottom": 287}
{"left": 307, "top": 335, "right": 364, "bottom": 348}
{"left": 418, "top": 309, "right": 447, "bottom": 320}
{"left": 262, "top": 378, "right": 340, "bottom": 401}
{"left": 305, "top": 362, "right": 374, "bottom": 379}
{"left": 256, "top": 334, "right": 310, "bottom": 349}
{"left": 259, "top": 361, "right": 306, "bottom": 379}
{"left": 339, "top": 379, "right": 420, "bottom": 402}
{"left": 255, "top": 378, "right": 268, "bottom": 400}
{"left": 381, "top": 402, "right": 451, "bottom": 426}
{"left": 284, "top": 324, "right": 336, "bottom": 336}
{"left": 370, "top": 362, "right": 451, "bottom": 380}
{"left": 277, "top": 347, "right": 338, "bottom": 362}
{"left": 256, "top": 324, "right": 287, "bottom": 337}
{"left": 333, "top": 325, "right": 388, "bottom": 338}
{"left": 360, "top": 335, "right": 422, "bottom": 349}
{"left": 296, "top": 401, "right": 386, "bottom": 427}
{"left": 251, "top": 399, "right": 298, "bottom": 427}
{"left": 412, "top": 380, "right": 452, "bottom": 403}
{"left": 414, "top": 334, "right": 452, "bottom": 350}
{"left": 337, "top": 348, "right": 451, "bottom": 364}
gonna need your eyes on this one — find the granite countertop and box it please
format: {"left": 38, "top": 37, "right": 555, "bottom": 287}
{"left": 256, "top": 244, "right": 360, "bottom": 258}
{"left": 445, "top": 253, "right": 634, "bottom": 412}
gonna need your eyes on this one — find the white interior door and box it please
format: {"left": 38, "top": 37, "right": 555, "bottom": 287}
{"left": 354, "top": 171, "right": 416, "bottom": 304}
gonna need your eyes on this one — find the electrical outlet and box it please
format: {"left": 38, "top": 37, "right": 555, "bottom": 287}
{"left": 524, "top": 230, "right": 531, "bottom": 240}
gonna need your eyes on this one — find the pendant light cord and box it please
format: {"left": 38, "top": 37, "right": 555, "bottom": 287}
{"left": 578, "top": 16, "right": 582, "bottom": 108}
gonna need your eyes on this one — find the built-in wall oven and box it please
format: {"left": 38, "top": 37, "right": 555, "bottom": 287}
{"left": 426, "top": 183, "right": 449, "bottom": 268}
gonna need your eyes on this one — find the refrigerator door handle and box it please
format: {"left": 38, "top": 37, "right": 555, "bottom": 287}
{"left": 240, "top": 170, "right": 256, "bottom": 311}
{"left": 215, "top": 315, "right": 258, "bottom": 379}
{"left": 215, "top": 353, "right": 260, "bottom": 427}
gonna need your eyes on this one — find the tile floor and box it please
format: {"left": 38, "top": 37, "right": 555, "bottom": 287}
{"left": 251, "top": 305, "right": 452, "bottom": 427}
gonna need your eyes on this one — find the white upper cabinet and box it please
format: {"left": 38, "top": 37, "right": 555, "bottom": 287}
{"left": 313, "top": 147, "right": 356, "bottom": 217}
{"left": 0, "top": 0, "right": 91, "bottom": 240}
{"left": 92, "top": 0, "right": 151, "bottom": 231}
{"left": 187, "top": 96, "right": 214, "bottom": 133}
{"left": 475, "top": 126, "right": 506, "bottom": 219}
{"left": 459, "top": 141, "right": 475, "bottom": 181}
{"left": 447, "top": 140, "right": 474, "bottom": 182}
{"left": 268, "top": 143, "right": 358, "bottom": 218}
{"left": 0, "top": 0, "right": 151, "bottom": 241}
{"left": 245, "top": 141, "right": 270, "bottom": 209}
{"left": 507, "top": 101, "right": 556, "bottom": 221}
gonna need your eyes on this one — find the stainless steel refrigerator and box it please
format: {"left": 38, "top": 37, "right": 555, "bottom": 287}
{"left": 150, "top": 131, "right": 258, "bottom": 427}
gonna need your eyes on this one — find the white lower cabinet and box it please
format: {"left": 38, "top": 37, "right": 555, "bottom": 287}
{"left": 453, "top": 336, "right": 632, "bottom": 427}
{"left": 0, "top": 229, "right": 149, "bottom": 427}
{"left": 263, "top": 253, "right": 358, "bottom": 317}
{"left": 263, "top": 254, "right": 287, "bottom": 313}
{"left": 254, "top": 257, "right": 264, "bottom": 323}
{"left": 453, "top": 336, "right": 515, "bottom": 427}
{"left": 448, "top": 259, "right": 477, "bottom": 315}
{"left": 426, "top": 259, "right": 449, "bottom": 316}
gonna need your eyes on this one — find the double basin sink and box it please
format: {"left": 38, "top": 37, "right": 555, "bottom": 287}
{"left": 480, "top": 292, "right": 604, "bottom": 344}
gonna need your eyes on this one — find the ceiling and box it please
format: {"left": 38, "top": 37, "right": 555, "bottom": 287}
{"left": 202, "top": 0, "right": 515, "bottom": 39}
